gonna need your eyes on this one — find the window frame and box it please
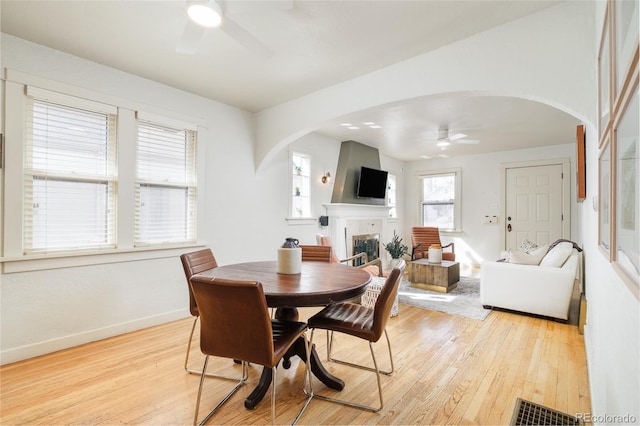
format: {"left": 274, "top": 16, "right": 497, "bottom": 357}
{"left": 2, "top": 69, "right": 206, "bottom": 273}
{"left": 23, "top": 93, "right": 118, "bottom": 254}
{"left": 289, "top": 150, "right": 312, "bottom": 220}
{"left": 418, "top": 168, "right": 462, "bottom": 232}
{"left": 134, "top": 115, "right": 198, "bottom": 247}
{"left": 387, "top": 173, "right": 397, "bottom": 219}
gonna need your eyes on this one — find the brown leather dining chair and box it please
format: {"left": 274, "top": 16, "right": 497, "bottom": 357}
{"left": 300, "top": 244, "right": 332, "bottom": 262}
{"left": 298, "top": 263, "right": 405, "bottom": 416}
{"left": 180, "top": 249, "right": 239, "bottom": 379}
{"left": 188, "top": 276, "right": 312, "bottom": 425}
{"left": 410, "top": 226, "right": 455, "bottom": 261}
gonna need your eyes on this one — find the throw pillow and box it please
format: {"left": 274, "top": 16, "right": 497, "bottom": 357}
{"left": 519, "top": 239, "right": 539, "bottom": 254}
{"left": 507, "top": 245, "right": 548, "bottom": 265}
{"left": 539, "top": 241, "right": 574, "bottom": 267}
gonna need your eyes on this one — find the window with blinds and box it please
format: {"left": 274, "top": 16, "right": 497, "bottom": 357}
{"left": 135, "top": 119, "right": 197, "bottom": 245}
{"left": 24, "top": 97, "right": 117, "bottom": 253}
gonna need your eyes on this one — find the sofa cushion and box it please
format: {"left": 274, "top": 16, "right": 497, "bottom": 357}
{"left": 506, "top": 245, "right": 548, "bottom": 265}
{"left": 519, "top": 239, "right": 539, "bottom": 254}
{"left": 540, "top": 241, "right": 574, "bottom": 267}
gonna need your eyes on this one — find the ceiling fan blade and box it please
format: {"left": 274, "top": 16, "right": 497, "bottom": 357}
{"left": 176, "top": 20, "right": 206, "bottom": 54}
{"left": 220, "top": 16, "right": 273, "bottom": 58}
{"left": 448, "top": 132, "right": 467, "bottom": 141}
{"left": 455, "top": 139, "right": 480, "bottom": 145}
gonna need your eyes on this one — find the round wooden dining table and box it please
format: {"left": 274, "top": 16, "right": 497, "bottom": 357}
{"left": 191, "top": 260, "right": 372, "bottom": 409}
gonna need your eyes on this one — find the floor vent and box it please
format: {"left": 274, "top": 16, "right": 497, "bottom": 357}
{"left": 511, "top": 398, "right": 582, "bottom": 425}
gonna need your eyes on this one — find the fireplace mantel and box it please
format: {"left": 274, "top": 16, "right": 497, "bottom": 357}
{"left": 323, "top": 203, "right": 392, "bottom": 262}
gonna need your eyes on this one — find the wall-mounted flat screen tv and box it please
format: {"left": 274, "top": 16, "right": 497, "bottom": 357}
{"left": 356, "top": 166, "right": 388, "bottom": 199}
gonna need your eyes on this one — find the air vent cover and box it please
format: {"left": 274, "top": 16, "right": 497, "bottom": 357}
{"left": 511, "top": 398, "right": 582, "bottom": 425}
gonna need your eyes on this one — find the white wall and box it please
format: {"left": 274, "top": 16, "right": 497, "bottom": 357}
{"left": 0, "top": 36, "right": 338, "bottom": 363}
{"left": 403, "top": 143, "right": 576, "bottom": 266}
{"left": 580, "top": 2, "right": 640, "bottom": 423}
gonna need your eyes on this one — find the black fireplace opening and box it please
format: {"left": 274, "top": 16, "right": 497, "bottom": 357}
{"left": 352, "top": 233, "right": 380, "bottom": 266}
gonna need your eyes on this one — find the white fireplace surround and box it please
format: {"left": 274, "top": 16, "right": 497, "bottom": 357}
{"left": 323, "top": 203, "right": 392, "bottom": 263}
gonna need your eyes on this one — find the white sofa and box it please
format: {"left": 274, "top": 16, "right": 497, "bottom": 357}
{"left": 480, "top": 248, "right": 580, "bottom": 321}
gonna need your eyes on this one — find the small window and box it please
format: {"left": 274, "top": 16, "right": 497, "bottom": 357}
{"left": 420, "top": 170, "right": 461, "bottom": 231}
{"left": 135, "top": 119, "right": 197, "bottom": 245}
{"left": 387, "top": 174, "right": 397, "bottom": 218}
{"left": 24, "top": 97, "right": 117, "bottom": 253}
{"left": 291, "top": 152, "right": 311, "bottom": 217}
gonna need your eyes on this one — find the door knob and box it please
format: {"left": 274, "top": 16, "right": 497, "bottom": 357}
{"left": 507, "top": 224, "right": 512, "bottom": 232}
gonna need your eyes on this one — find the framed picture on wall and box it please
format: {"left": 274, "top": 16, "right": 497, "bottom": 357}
{"left": 599, "top": 140, "right": 611, "bottom": 255}
{"left": 613, "top": 0, "right": 639, "bottom": 100}
{"left": 577, "top": 124, "right": 586, "bottom": 201}
{"left": 598, "top": 0, "right": 639, "bottom": 298}
{"left": 598, "top": 6, "right": 611, "bottom": 142}
{"left": 613, "top": 66, "right": 639, "bottom": 286}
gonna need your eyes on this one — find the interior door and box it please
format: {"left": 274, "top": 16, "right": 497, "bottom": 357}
{"left": 505, "top": 164, "right": 565, "bottom": 250}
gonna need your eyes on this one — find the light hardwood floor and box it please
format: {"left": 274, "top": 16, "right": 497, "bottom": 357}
{"left": 0, "top": 304, "right": 590, "bottom": 425}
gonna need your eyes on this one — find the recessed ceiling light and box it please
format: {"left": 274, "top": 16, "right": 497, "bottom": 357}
{"left": 419, "top": 155, "right": 431, "bottom": 159}
{"left": 340, "top": 123, "right": 352, "bottom": 127}
{"left": 362, "top": 122, "right": 375, "bottom": 125}
{"left": 348, "top": 126, "right": 360, "bottom": 130}
{"left": 438, "top": 154, "right": 449, "bottom": 158}
{"left": 369, "top": 125, "right": 382, "bottom": 129}
{"left": 436, "top": 141, "right": 450, "bottom": 147}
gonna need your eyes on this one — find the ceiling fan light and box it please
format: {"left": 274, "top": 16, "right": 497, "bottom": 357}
{"left": 188, "top": 1, "right": 222, "bottom": 28}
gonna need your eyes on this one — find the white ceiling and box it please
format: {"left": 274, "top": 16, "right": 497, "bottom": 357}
{"left": 1, "top": 0, "right": 580, "bottom": 161}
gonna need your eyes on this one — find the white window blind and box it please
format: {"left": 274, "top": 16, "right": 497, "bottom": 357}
{"left": 24, "top": 98, "right": 117, "bottom": 253}
{"left": 135, "top": 119, "right": 197, "bottom": 245}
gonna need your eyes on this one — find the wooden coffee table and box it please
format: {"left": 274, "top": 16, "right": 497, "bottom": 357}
{"left": 409, "top": 259, "right": 460, "bottom": 293}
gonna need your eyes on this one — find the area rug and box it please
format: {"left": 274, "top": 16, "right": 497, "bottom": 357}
{"left": 397, "top": 276, "right": 491, "bottom": 320}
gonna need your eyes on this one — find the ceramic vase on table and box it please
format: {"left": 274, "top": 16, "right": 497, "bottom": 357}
{"left": 428, "top": 244, "right": 442, "bottom": 264}
{"left": 278, "top": 237, "right": 302, "bottom": 274}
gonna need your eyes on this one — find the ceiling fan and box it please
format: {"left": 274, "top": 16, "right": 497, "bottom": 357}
{"left": 428, "top": 128, "right": 480, "bottom": 149}
{"left": 177, "top": 0, "right": 292, "bottom": 57}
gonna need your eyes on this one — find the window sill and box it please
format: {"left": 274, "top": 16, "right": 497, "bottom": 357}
{"left": 1, "top": 243, "right": 206, "bottom": 274}
{"left": 285, "top": 217, "right": 317, "bottom": 226}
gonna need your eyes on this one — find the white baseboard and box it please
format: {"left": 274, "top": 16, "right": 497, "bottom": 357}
{"left": 0, "top": 308, "right": 190, "bottom": 365}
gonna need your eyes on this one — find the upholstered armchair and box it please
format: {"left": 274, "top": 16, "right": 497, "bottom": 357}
{"left": 410, "top": 226, "right": 455, "bottom": 261}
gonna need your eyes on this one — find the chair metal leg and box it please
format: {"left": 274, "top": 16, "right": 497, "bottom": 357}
{"left": 185, "top": 316, "right": 245, "bottom": 381}
{"left": 184, "top": 317, "right": 198, "bottom": 372}
{"left": 273, "top": 333, "right": 314, "bottom": 426}
{"left": 271, "top": 366, "right": 277, "bottom": 425}
{"left": 193, "top": 357, "right": 248, "bottom": 426}
{"left": 327, "top": 329, "right": 394, "bottom": 375}
{"left": 292, "top": 333, "right": 314, "bottom": 425}
{"left": 305, "top": 329, "right": 384, "bottom": 413}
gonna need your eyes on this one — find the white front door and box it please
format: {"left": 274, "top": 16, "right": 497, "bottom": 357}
{"left": 505, "top": 164, "right": 566, "bottom": 250}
